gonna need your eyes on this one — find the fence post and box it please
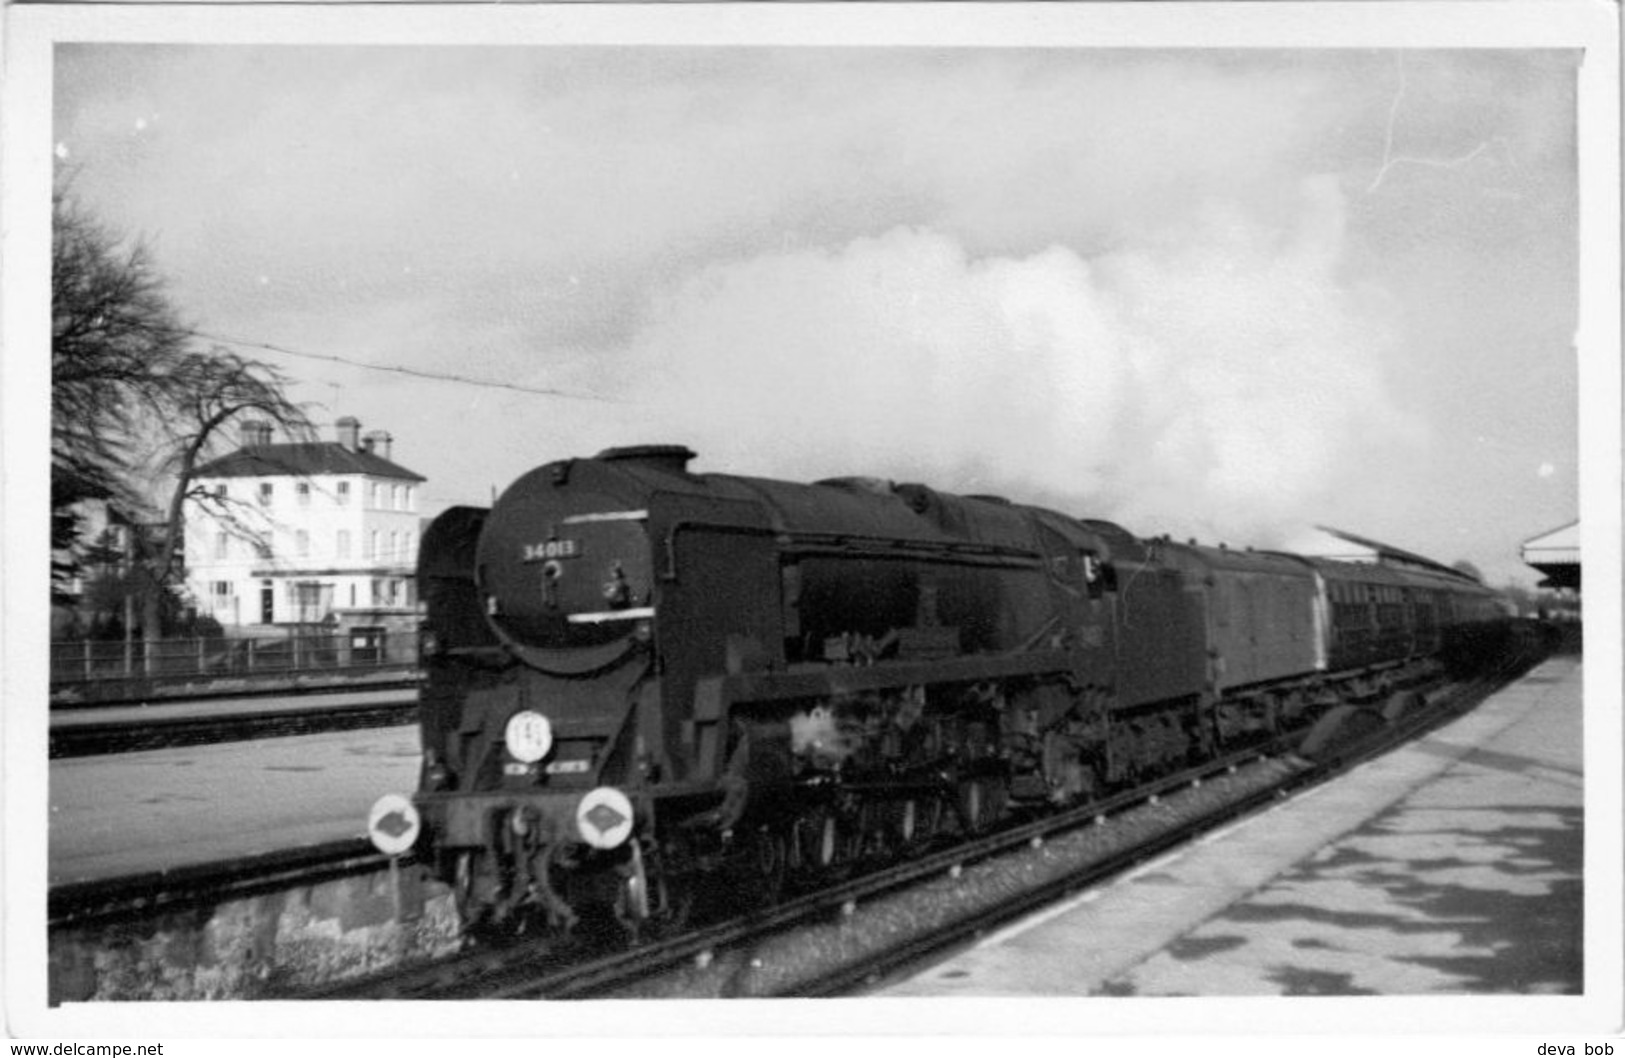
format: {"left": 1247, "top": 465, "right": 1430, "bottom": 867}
{"left": 197, "top": 636, "right": 205, "bottom": 678}
{"left": 83, "top": 640, "right": 91, "bottom": 683}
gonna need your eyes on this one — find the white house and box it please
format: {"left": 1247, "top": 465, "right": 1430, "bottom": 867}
{"left": 183, "top": 417, "right": 427, "bottom": 633}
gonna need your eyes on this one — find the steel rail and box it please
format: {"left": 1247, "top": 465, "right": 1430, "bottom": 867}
{"left": 49, "top": 838, "right": 396, "bottom": 931}
{"left": 49, "top": 697, "right": 418, "bottom": 757}
{"left": 50, "top": 674, "right": 421, "bottom": 710}
{"left": 50, "top": 679, "right": 422, "bottom": 711}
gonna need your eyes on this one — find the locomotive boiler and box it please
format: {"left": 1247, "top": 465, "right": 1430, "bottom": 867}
{"left": 404, "top": 445, "right": 1510, "bottom": 936}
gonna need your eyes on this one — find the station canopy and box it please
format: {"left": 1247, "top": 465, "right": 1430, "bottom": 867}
{"left": 1521, "top": 521, "right": 1581, "bottom": 591}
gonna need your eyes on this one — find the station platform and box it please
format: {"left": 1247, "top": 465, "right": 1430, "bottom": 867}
{"left": 48, "top": 725, "right": 422, "bottom": 885}
{"left": 882, "top": 654, "right": 1585, "bottom": 997}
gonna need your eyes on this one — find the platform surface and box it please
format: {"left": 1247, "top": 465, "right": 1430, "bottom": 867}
{"left": 48, "top": 726, "right": 422, "bottom": 885}
{"left": 882, "top": 656, "right": 1584, "bottom": 997}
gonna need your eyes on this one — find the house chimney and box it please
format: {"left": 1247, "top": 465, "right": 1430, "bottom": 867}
{"left": 336, "top": 416, "right": 361, "bottom": 452}
{"left": 362, "top": 430, "right": 393, "bottom": 461}
{"left": 240, "top": 420, "right": 272, "bottom": 448}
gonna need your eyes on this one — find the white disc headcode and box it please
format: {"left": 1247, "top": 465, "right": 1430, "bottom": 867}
{"left": 576, "top": 786, "right": 635, "bottom": 849}
{"left": 367, "top": 793, "right": 421, "bottom": 856}
{"left": 504, "top": 710, "right": 553, "bottom": 763}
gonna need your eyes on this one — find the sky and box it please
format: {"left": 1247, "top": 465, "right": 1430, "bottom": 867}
{"left": 50, "top": 43, "right": 1582, "bottom": 587}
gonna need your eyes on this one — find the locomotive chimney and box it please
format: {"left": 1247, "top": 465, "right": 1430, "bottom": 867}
{"left": 336, "top": 416, "right": 361, "bottom": 453}
{"left": 595, "top": 444, "right": 697, "bottom": 474}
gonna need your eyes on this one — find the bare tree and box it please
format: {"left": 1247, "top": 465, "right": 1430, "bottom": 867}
{"left": 142, "top": 348, "right": 313, "bottom": 593}
{"left": 52, "top": 181, "right": 312, "bottom": 652}
{"left": 51, "top": 185, "right": 188, "bottom": 598}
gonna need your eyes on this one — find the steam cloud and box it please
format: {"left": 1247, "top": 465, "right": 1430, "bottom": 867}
{"left": 624, "top": 176, "right": 1420, "bottom": 549}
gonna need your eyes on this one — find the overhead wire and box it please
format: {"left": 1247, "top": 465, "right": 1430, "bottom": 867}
{"left": 150, "top": 322, "right": 617, "bottom": 403}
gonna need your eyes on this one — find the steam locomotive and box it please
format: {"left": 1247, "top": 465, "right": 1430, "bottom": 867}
{"left": 405, "top": 445, "right": 1510, "bottom": 935}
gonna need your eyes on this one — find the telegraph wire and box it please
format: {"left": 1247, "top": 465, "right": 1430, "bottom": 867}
{"left": 150, "top": 322, "right": 618, "bottom": 403}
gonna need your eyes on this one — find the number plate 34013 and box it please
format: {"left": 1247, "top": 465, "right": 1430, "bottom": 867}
{"left": 523, "top": 539, "right": 581, "bottom": 562}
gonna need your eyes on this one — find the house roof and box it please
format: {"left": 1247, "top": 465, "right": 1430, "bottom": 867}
{"left": 193, "top": 442, "right": 427, "bottom": 483}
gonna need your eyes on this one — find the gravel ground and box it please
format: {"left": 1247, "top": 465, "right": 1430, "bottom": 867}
{"left": 604, "top": 754, "right": 1305, "bottom": 998}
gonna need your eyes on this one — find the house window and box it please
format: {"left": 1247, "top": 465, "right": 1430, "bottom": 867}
{"left": 390, "top": 531, "right": 400, "bottom": 561}
{"left": 215, "top": 532, "right": 229, "bottom": 559}
{"left": 370, "top": 482, "right": 381, "bottom": 508}
{"left": 405, "top": 486, "right": 415, "bottom": 511}
{"left": 368, "top": 530, "right": 379, "bottom": 560}
{"left": 380, "top": 579, "right": 401, "bottom": 606}
{"left": 337, "top": 530, "right": 351, "bottom": 559}
{"left": 214, "top": 484, "right": 227, "bottom": 499}
{"left": 258, "top": 482, "right": 273, "bottom": 506}
{"left": 289, "top": 580, "right": 328, "bottom": 621}
{"left": 297, "top": 530, "right": 310, "bottom": 558}
{"left": 337, "top": 481, "right": 350, "bottom": 505}
{"left": 211, "top": 581, "right": 232, "bottom": 597}
{"left": 392, "top": 485, "right": 401, "bottom": 510}
{"left": 297, "top": 482, "right": 311, "bottom": 506}
{"left": 403, "top": 530, "right": 414, "bottom": 559}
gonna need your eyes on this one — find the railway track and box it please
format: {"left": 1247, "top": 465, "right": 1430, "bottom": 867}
{"left": 49, "top": 839, "right": 394, "bottom": 933}
{"left": 48, "top": 694, "right": 419, "bottom": 758}
{"left": 305, "top": 650, "right": 1541, "bottom": 1001}
{"left": 50, "top": 672, "right": 421, "bottom": 709}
